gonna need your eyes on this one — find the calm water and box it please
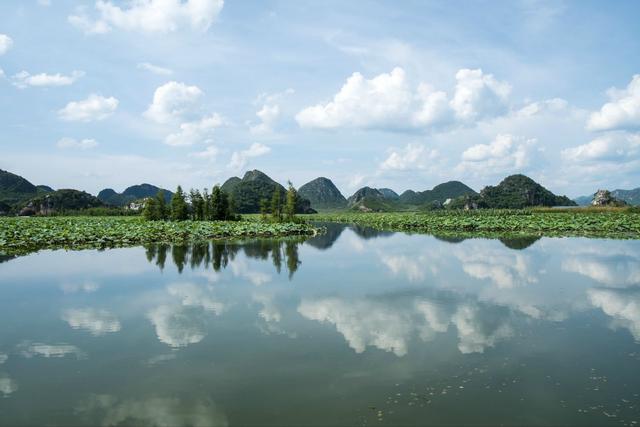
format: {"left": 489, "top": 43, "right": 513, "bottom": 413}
{"left": 1, "top": 223, "right": 639, "bottom": 426}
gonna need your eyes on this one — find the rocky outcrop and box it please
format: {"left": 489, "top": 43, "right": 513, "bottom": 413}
{"left": 592, "top": 189, "right": 627, "bottom": 207}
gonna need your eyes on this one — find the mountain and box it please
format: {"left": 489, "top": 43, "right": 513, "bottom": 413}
{"left": 223, "top": 170, "right": 315, "bottom": 214}
{"left": 377, "top": 188, "right": 400, "bottom": 200}
{"left": 347, "top": 187, "right": 393, "bottom": 212}
{"left": 97, "top": 184, "right": 173, "bottom": 206}
{"left": 574, "top": 195, "right": 592, "bottom": 206}
{"left": 0, "top": 169, "right": 39, "bottom": 206}
{"left": 611, "top": 188, "right": 640, "bottom": 205}
{"left": 298, "top": 177, "right": 347, "bottom": 210}
{"left": 399, "top": 181, "right": 476, "bottom": 206}
{"left": 468, "top": 174, "right": 576, "bottom": 209}
{"left": 36, "top": 185, "right": 54, "bottom": 193}
{"left": 20, "top": 189, "right": 104, "bottom": 215}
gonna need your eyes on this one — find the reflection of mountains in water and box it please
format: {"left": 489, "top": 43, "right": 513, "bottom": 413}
{"left": 144, "top": 238, "right": 305, "bottom": 278}
{"left": 433, "top": 234, "right": 541, "bottom": 250}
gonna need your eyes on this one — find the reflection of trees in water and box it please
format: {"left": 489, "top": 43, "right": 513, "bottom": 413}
{"left": 433, "top": 235, "right": 467, "bottom": 244}
{"left": 349, "top": 225, "right": 394, "bottom": 240}
{"left": 144, "top": 238, "right": 305, "bottom": 278}
{"left": 498, "top": 236, "right": 541, "bottom": 250}
{"left": 304, "top": 223, "right": 346, "bottom": 250}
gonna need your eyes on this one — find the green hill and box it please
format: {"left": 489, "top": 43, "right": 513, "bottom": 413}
{"left": 298, "top": 177, "right": 347, "bottom": 210}
{"left": 377, "top": 188, "right": 400, "bottom": 200}
{"left": 0, "top": 169, "right": 39, "bottom": 206}
{"left": 97, "top": 184, "right": 173, "bottom": 206}
{"left": 399, "top": 181, "right": 476, "bottom": 206}
{"left": 347, "top": 187, "right": 394, "bottom": 212}
{"left": 461, "top": 174, "right": 576, "bottom": 209}
{"left": 21, "top": 189, "right": 104, "bottom": 215}
{"left": 224, "top": 170, "right": 315, "bottom": 214}
{"left": 611, "top": 188, "right": 640, "bottom": 205}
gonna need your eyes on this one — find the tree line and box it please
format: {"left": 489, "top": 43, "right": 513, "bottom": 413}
{"left": 143, "top": 185, "right": 238, "bottom": 221}
{"left": 260, "top": 181, "right": 301, "bottom": 223}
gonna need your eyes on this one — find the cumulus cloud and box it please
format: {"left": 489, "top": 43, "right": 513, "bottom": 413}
{"left": 137, "top": 62, "right": 173, "bottom": 76}
{"left": 250, "top": 104, "right": 280, "bottom": 135}
{"left": 456, "top": 134, "right": 539, "bottom": 176}
{"left": 165, "top": 113, "right": 223, "bottom": 146}
{"left": 69, "top": 0, "right": 224, "bottom": 34}
{"left": 380, "top": 143, "right": 438, "bottom": 171}
{"left": 455, "top": 248, "right": 538, "bottom": 289}
{"left": 0, "top": 34, "right": 13, "bottom": 55}
{"left": 145, "top": 81, "right": 203, "bottom": 124}
{"left": 57, "top": 137, "right": 99, "bottom": 150}
{"left": 450, "top": 68, "right": 511, "bottom": 121}
{"left": 516, "top": 98, "right": 568, "bottom": 117}
{"left": 12, "top": 70, "right": 84, "bottom": 89}
{"left": 295, "top": 67, "right": 509, "bottom": 131}
{"left": 58, "top": 94, "right": 118, "bottom": 122}
{"left": 229, "top": 143, "right": 271, "bottom": 170}
{"left": 561, "top": 134, "right": 640, "bottom": 163}
{"left": 189, "top": 145, "right": 219, "bottom": 160}
{"left": 587, "top": 75, "right": 640, "bottom": 131}
{"left": 62, "top": 308, "right": 121, "bottom": 336}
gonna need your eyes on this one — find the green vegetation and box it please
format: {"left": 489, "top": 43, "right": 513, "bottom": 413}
{"left": 0, "top": 216, "right": 319, "bottom": 255}
{"left": 21, "top": 189, "right": 104, "bottom": 215}
{"left": 297, "top": 177, "right": 347, "bottom": 210}
{"left": 98, "top": 184, "right": 173, "bottom": 206}
{"left": 311, "top": 209, "right": 640, "bottom": 238}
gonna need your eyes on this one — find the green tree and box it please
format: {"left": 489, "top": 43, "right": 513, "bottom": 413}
{"left": 143, "top": 196, "right": 159, "bottom": 221}
{"left": 156, "top": 190, "right": 168, "bottom": 220}
{"left": 189, "top": 189, "right": 204, "bottom": 220}
{"left": 171, "top": 186, "right": 188, "bottom": 221}
{"left": 259, "top": 198, "right": 269, "bottom": 221}
{"left": 285, "top": 181, "right": 297, "bottom": 221}
{"left": 271, "top": 187, "right": 282, "bottom": 222}
{"left": 202, "top": 188, "right": 211, "bottom": 220}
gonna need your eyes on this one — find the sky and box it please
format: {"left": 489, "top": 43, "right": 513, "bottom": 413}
{"left": 0, "top": 0, "right": 639, "bottom": 198}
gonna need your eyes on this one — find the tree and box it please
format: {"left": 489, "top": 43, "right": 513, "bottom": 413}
{"left": 271, "top": 186, "right": 282, "bottom": 222}
{"left": 259, "top": 198, "right": 269, "bottom": 221}
{"left": 171, "top": 186, "right": 188, "bottom": 221}
{"left": 202, "top": 188, "right": 211, "bottom": 220}
{"left": 189, "top": 189, "right": 204, "bottom": 220}
{"left": 285, "top": 181, "right": 297, "bottom": 221}
{"left": 143, "top": 197, "right": 158, "bottom": 221}
{"left": 156, "top": 190, "right": 168, "bottom": 220}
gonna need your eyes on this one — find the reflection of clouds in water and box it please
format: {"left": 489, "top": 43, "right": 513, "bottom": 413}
{"left": 345, "top": 234, "right": 365, "bottom": 253}
{"left": 456, "top": 249, "right": 538, "bottom": 289}
{"left": 18, "top": 342, "right": 84, "bottom": 359}
{"left": 148, "top": 305, "right": 206, "bottom": 348}
{"left": 0, "top": 374, "right": 18, "bottom": 397}
{"left": 60, "top": 281, "right": 100, "bottom": 294}
{"left": 0, "top": 353, "right": 7, "bottom": 364}
{"left": 253, "top": 293, "right": 281, "bottom": 323}
{"left": 76, "top": 394, "right": 228, "bottom": 427}
{"left": 145, "top": 353, "right": 177, "bottom": 366}
{"left": 381, "top": 254, "right": 428, "bottom": 282}
{"left": 452, "top": 304, "right": 513, "bottom": 354}
{"left": 148, "top": 282, "right": 226, "bottom": 348}
{"left": 62, "top": 308, "right": 121, "bottom": 336}
{"left": 230, "top": 258, "right": 271, "bottom": 286}
{"left": 563, "top": 251, "right": 640, "bottom": 287}
{"left": 298, "top": 296, "right": 512, "bottom": 356}
{"left": 589, "top": 288, "right": 640, "bottom": 341}
{"left": 167, "top": 282, "right": 225, "bottom": 314}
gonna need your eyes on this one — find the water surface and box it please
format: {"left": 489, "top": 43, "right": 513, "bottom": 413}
{"left": 1, "top": 223, "right": 639, "bottom": 426}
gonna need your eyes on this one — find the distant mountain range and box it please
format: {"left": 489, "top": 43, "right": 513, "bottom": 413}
{"left": 574, "top": 188, "right": 640, "bottom": 206}
{"left": 0, "top": 167, "right": 617, "bottom": 216}
{"left": 97, "top": 184, "right": 173, "bottom": 206}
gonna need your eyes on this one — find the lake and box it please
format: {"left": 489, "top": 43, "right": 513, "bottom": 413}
{"left": 1, "top": 223, "right": 639, "bottom": 426}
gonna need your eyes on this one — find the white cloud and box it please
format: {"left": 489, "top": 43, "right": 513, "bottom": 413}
{"left": 455, "top": 248, "right": 538, "bottom": 289}
{"left": 451, "top": 304, "right": 513, "bottom": 354}
{"left": 167, "top": 282, "right": 225, "bottom": 314}
{"left": 70, "top": 0, "right": 224, "bottom": 34}
{"left": 0, "top": 34, "right": 13, "bottom": 56}
{"left": 250, "top": 104, "right": 280, "bottom": 135}
{"left": 62, "top": 308, "right": 121, "bottom": 336}
{"left": 380, "top": 143, "right": 438, "bottom": 171}
{"left": 450, "top": 68, "right": 511, "bottom": 121}
{"left": 457, "top": 134, "right": 539, "bottom": 175}
{"left": 189, "top": 145, "right": 219, "bottom": 160}
{"left": 57, "top": 137, "right": 99, "bottom": 150}
{"left": 587, "top": 75, "right": 640, "bottom": 131}
{"left": 137, "top": 62, "right": 173, "bottom": 76}
{"left": 296, "top": 67, "right": 509, "bottom": 131}
{"left": 145, "top": 81, "right": 203, "bottom": 124}
{"left": 229, "top": 143, "right": 271, "bottom": 170}
{"left": 516, "top": 98, "right": 568, "bottom": 117}
{"left": 561, "top": 134, "right": 640, "bottom": 163}
{"left": 165, "top": 113, "right": 223, "bottom": 146}
{"left": 58, "top": 94, "right": 118, "bottom": 122}
{"left": 38, "top": 0, "right": 52, "bottom": 6}
{"left": 12, "top": 70, "right": 84, "bottom": 89}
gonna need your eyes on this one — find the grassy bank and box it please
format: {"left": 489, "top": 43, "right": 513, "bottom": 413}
{"left": 0, "top": 216, "right": 319, "bottom": 255}
{"left": 310, "top": 209, "right": 640, "bottom": 238}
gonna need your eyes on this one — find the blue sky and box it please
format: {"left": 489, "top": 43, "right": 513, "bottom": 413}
{"left": 1, "top": 0, "right": 639, "bottom": 197}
